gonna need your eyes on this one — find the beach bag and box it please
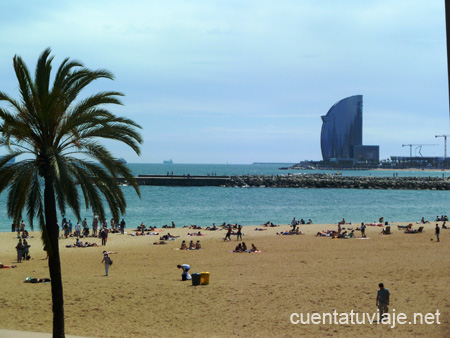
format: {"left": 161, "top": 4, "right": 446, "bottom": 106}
{"left": 109, "top": 259, "right": 113, "bottom": 266}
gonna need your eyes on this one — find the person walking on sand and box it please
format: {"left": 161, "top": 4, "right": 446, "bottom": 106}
{"left": 435, "top": 223, "right": 440, "bottom": 242}
{"left": 224, "top": 225, "right": 232, "bottom": 241}
{"left": 101, "top": 251, "right": 112, "bottom": 276}
{"left": 376, "top": 283, "right": 390, "bottom": 319}
{"left": 291, "top": 217, "right": 298, "bottom": 232}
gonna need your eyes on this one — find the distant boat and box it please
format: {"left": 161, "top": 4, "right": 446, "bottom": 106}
{"left": 163, "top": 159, "right": 173, "bottom": 164}
{"left": 118, "top": 158, "right": 127, "bottom": 164}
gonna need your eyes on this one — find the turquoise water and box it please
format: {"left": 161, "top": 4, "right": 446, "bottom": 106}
{"left": 1, "top": 163, "right": 449, "bottom": 232}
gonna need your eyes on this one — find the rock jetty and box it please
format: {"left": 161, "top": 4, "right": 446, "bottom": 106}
{"left": 224, "top": 174, "right": 450, "bottom": 190}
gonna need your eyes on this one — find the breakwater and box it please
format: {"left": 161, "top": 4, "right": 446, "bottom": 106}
{"left": 116, "top": 175, "right": 230, "bottom": 186}
{"left": 224, "top": 174, "right": 450, "bottom": 190}
{"left": 116, "top": 173, "right": 450, "bottom": 190}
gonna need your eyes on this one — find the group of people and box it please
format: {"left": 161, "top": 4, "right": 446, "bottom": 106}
{"left": 435, "top": 215, "right": 448, "bottom": 222}
{"left": 66, "top": 238, "right": 99, "bottom": 248}
{"left": 15, "top": 238, "right": 31, "bottom": 263}
{"left": 223, "top": 224, "right": 243, "bottom": 241}
{"left": 180, "top": 240, "right": 202, "bottom": 250}
{"left": 61, "top": 216, "right": 126, "bottom": 239}
{"left": 233, "top": 242, "right": 258, "bottom": 253}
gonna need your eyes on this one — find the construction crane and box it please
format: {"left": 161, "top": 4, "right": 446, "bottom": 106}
{"left": 402, "top": 144, "right": 437, "bottom": 157}
{"left": 435, "top": 135, "right": 450, "bottom": 158}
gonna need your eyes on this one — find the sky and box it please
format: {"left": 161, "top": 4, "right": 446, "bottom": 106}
{"left": 0, "top": 0, "right": 448, "bottom": 164}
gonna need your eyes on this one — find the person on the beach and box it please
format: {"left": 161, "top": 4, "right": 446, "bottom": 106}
{"left": 75, "top": 222, "right": 81, "bottom": 237}
{"left": 101, "top": 251, "right": 112, "bottom": 276}
{"left": 100, "top": 227, "right": 108, "bottom": 246}
{"left": 361, "top": 223, "right": 366, "bottom": 238}
{"left": 0, "top": 262, "right": 17, "bottom": 268}
{"left": 22, "top": 239, "right": 30, "bottom": 260}
{"left": 291, "top": 217, "right": 298, "bottom": 231}
{"left": 435, "top": 224, "right": 440, "bottom": 242}
{"left": 236, "top": 225, "right": 243, "bottom": 241}
{"left": 224, "top": 226, "right": 232, "bottom": 241}
{"left": 251, "top": 244, "right": 258, "bottom": 252}
{"left": 189, "top": 240, "right": 195, "bottom": 250}
{"left": 376, "top": 283, "right": 390, "bottom": 319}
{"left": 177, "top": 264, "right": 191, "bottom": 280}
{"left": 195, "top": 240, "right": 202, "bottom": 249}
{"left": 63, "top": 222, "right": 69, "bottom": 238}
{"left": 92, "top": 217, "right": 98, "bottom": 236}
{"left": 120, "top": 219, "right": 126, "bottom": 234}
{"left": 15, "top": 239, "right": 23, "bottom": 263}
{"left": 180, "top": 240, "right": 187, "bottom": 250}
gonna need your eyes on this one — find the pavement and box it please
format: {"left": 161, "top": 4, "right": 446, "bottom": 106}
{"left": 0, "top": 329, "right": 95, "bottom": 338}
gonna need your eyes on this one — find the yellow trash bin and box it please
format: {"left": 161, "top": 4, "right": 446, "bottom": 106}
{"left": 200, "top": 272, "right": 210, "bottom": 285}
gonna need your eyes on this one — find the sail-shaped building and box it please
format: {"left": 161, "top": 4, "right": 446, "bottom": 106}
{"left": 320, "top": 95, "right": 379, "bottom": 163}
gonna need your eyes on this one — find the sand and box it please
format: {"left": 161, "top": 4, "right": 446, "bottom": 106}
{"left": 0, "top": 221, "right": 449, "bottom": 338}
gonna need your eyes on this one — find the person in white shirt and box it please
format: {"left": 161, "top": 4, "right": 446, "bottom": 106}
{"left": 177, "top": 264, "right": 191, "bottom": 280}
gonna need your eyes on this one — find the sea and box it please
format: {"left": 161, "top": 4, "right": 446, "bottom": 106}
{"left": 1, "top": 163, "right": 449, "bottom": 232}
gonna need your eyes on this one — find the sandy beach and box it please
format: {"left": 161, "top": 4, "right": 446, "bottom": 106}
{"left": 0, "top": 221, "right": 449, "bottom": 337}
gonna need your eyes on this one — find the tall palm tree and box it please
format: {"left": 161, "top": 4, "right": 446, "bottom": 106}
{"left": 0, "top": 48, "right": 142, "bottom": 337}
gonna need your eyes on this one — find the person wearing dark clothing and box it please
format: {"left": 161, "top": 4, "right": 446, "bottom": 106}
{"left": 236, "top": 225, "right": 243, "bottom": 241}
{"left": 100, "top": 228, "right": 108, "bottom": 246}
{"left": 435, "top": 224, "right": 440, "bottom": 242}
{"left": 376, "top": 283, "right": 390, "bottom": 319}
{"left": 224, "top": 226, "right": 232, "bottom": 241}
{"left": 120, "top": 219, "right": 126, "bottom": 235}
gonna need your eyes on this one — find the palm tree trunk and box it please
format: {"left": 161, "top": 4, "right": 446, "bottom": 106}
{"left": 44, "top": 176, "right": 65, "bottom": 338}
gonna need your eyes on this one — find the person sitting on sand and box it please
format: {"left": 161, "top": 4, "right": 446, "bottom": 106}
{"left": 0, "top": 262, "right": 17, "bottom": 268}
{"left": 180, "top": 240, "right": 187, "bottom": 250}
{"left": 442, "top": 222, "right": 448, "bottom": 229}
{"left": 208, "top": 224, "right": 218, "bottom": 230}
{"left": 242, "top": 242, "right": 247, "bottom": 251}
{"left": 349, "top": 230, "right": 355, "bottom": 238}
{"left": 307, "top": 219, "right": 313, "bottom": 224}
{"left": 195, "top": 240, "right": 202, "bottom": 249}
{"left": 189, "top": 240, "right": 195, "bottom": 250}
{"left": 234, "top": 243, "right": 243, "bottom": 252}
{"left": 21, "top": 229, "right": 29, "bottom": 239}
{"left": 251, "top": 244, "right": 258, "bottom": 252}
{"left": 421, "top": 217, "right": 429, "bottom": 224}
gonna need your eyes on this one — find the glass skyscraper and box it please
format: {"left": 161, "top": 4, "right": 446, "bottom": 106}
{"left": 320, "top": 95, "right": 363, "bottom": 162}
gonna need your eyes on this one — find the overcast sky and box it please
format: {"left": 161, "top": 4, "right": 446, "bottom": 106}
{"left": 0, "top": 0, "right": 448, "bottom": 163}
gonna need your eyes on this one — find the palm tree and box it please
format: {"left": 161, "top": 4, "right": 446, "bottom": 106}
{"left": 0, "top": 48, "right": 142, "bottom": 337}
